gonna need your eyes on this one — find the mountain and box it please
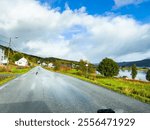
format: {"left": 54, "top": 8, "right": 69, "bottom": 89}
{"left": 118, "top": 59, "right": 150, "bottom": 67}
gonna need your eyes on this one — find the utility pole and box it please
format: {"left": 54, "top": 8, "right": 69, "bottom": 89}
{"left": 6, "top": 36, "right": 18, "bottom": 68}
{"left": 7, "top": 37, "right": 11, "bottom": 68}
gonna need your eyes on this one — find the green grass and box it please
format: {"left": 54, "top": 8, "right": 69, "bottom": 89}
{"left": 0, "top": 76, "right": 15, "bottom": 86}
{"left": 0, "top": 65, "right": 32, "bottom": 87}
{"left": 11, "top": 67, "right": 31, "bottom": 74}
{"left": 48, "top": 68, "right": 150, "bottom": 104}
{"left": 95, "top": 78, "right": 150, "bottom": 103}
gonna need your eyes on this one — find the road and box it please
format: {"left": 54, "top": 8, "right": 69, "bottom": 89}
{"left": 0, "top": 66, "right": 149, "bottom": 113}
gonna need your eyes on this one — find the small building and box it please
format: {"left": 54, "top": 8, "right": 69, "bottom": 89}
{"left": 15, "top": 57, "right": 28, "bottom": 66}
{"left": 42, "top": 62, "right": 47, "bottom": 66}
{"left": 48, "top": 63, "right": 55, "bottom": 68}
{"left": 0, "top": 45, "right": 8, "bottom": 65}
{"left": 37, "top": 60, "right": 40, "bottom": 64}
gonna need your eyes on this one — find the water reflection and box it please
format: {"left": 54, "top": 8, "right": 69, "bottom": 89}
{"left": 118, "top": 70, "right": 147, "bottom": 81}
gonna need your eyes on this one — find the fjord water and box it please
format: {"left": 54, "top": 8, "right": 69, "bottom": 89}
{"left": 118, "top": 70, "right": 147, "bottom": 81}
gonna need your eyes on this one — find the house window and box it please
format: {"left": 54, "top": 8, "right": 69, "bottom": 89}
{"left": 2, "top": 49, "right": 4, "bottom": 54}
{"left": 1, "top": 56, "right": 3, "bottom": 61}
{"left": 4, "top": 56, "right": 7, "bottom": 60}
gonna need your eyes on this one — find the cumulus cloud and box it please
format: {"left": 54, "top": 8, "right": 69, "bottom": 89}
{"left": 0, "top": 0, "right": 150, "bottom": 62}
{"left": 113, "top": 0, "right": 144, "bottom": 8}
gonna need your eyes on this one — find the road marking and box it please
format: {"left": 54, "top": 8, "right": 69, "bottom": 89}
{"left": 31, "top": 83, "right": 36, "bottom": 90}
{"left": 0, "top": 84, "right": 8, "bottom": 90}
{"left": 0, "top": 76, "right": 21, "bottom": 90}
{"left": 115, "top": 109, "right": 125, "bottom": 113}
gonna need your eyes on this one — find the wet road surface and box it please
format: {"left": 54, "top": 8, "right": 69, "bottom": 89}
{"left": 0, "top": 66, "right": 150, "bottom": 113}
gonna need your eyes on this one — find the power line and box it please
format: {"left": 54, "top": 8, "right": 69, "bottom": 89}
{"left": 0, "top": 34, "right": 10, "bottom": 48}
{"left": 0, "top": 34, "right": 23, "bottom": 54}
{"left": 11, "top": 41, "right": 24, "bottom": 53}
{"left": 0, "top": 34, "right": 20, "bottom": 67}
{"left": 11, "top": 43, "right": 19, "bottom": 52}
{"left": 0, "top": 34, "right": 9, "bottom": 44}
{"left": 0, "top": 34, "right": 19, "bottom": 47}
{"left": 0, "top": 40, "right": 9, "bottom": 47}
{"left": 0, "top": 39, "right": 21, "bottom": 53}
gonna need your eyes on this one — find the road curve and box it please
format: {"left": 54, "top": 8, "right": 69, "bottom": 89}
{"left": 0, "top": 66, "right": 149, "bottom": 113}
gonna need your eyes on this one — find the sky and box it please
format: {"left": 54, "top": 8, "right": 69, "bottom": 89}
{"left": 0, "top": 0, "right": 150, "bottom": 63}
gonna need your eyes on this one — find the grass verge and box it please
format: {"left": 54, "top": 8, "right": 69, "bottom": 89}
{"left": 0, "top": 65, "right": 32, "bottom": 74}
{"left": 0, "top": 76, "right": 16, "bottom": 86}
{"left": 11, "top": 67, "right": 31, "bottom": 74}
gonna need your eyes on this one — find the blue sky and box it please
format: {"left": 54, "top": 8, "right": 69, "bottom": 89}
{"left": 39, "top": 0, "right": 150, "bottom": 23}
{"left": 0, "top": 0, "right": 150, "bottom": 62}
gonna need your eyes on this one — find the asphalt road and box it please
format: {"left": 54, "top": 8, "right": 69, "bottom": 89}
{"left": 0, "top": 66, "right": 149, "bottom": 113}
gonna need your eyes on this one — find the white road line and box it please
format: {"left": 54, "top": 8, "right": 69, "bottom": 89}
{"left": 0, "top": 84, "right": 7, "bottom": 90}
{"left": 31, "top": 83, "right": 36, "bottom": 90}
{"left": 0, "top": 76, "right": 21, "bottom": 90}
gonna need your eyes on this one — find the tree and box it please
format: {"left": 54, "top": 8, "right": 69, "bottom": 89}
{"left": 12, "top": 53, "right": 23, "bottom": 62}
{"left": 78, "top": 59, "right": 96, "bottom": 77}
{"left": 97, "top": 58, "right": 119, "bottom": 77}
{"left": 54, "top": 60, "right": 61, "bottom": 71}
{"left": 79, "top": 59, "right": 86, "bottom": 75}
{"left": 88, "top": 63, "right": 96, "bottom": 74}
{"left": 146, "top": 69, "right": 150, "bottom": 81}
{"left": 131, "top": 64, "right": 137, "bottom": 79}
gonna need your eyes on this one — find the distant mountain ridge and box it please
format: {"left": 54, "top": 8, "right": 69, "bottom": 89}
{"left": 118, "top": 59, "right": 150, "bottom": 67}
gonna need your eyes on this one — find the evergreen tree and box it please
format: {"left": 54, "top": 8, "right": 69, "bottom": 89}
{"left": 98, "top": 58, "right": 119, "bottom": 77}
{"left": 146, "top": 69, "right": 150, "bottom": 81}
{"left": 131, "top": 64, "right": 137, "bottom": 79}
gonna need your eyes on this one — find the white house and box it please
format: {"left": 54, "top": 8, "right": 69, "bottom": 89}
{"left": 15, "top": 57, "right": 28, "bottom": 66}
{"left": 48, "top": 63, "right": 54, "bottom": 68}
{"left": 42, "top": 62, "right": 47, "bottom": 66}
{"left": 0, "top": 45, "right": 8, "bottom": 65}
{"left": 37, "top": 60, "right": 40, "bottom": 64}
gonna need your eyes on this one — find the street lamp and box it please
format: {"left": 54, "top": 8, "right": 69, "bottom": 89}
{"left": 85, "top": 63, "right": 88, "bottom": 78}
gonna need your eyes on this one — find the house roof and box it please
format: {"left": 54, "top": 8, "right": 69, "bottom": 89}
{"left": 17, "top": 57, "right": 28, "bottom": 62}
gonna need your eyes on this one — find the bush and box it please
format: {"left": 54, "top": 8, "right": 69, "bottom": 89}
{"left": 0, "top": 66, "right": 6, "bottom": 72}
{"left": 16, "top": 66, "right": 27, "bottom": 69}
{"left": 0, "top": 66, "right": 11, "bottom": 72}
{"left": 54, "top": 60, "right": 61, "bottom": 71}
{"left": 76, "top": 71, "right": 83, "bottom": 76}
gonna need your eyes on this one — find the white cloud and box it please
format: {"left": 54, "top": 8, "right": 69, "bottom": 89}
{"left": 115, "top": 50, "right": 150, "bottom": 62}
{"left": 0, "top": 0, "right": 150, "bottom": 63}
{"left": 26, "top": 40, "right": 70, "bottom": 58}
{"left": 113, "top": 0, "right": 144, "bottom": 8}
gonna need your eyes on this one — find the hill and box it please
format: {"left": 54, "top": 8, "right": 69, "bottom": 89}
{"left": 118, "top": 59, "right": 150, "bottom": 67}
{"left": 0, "top": 44, "right": 78, "bottom": 66}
